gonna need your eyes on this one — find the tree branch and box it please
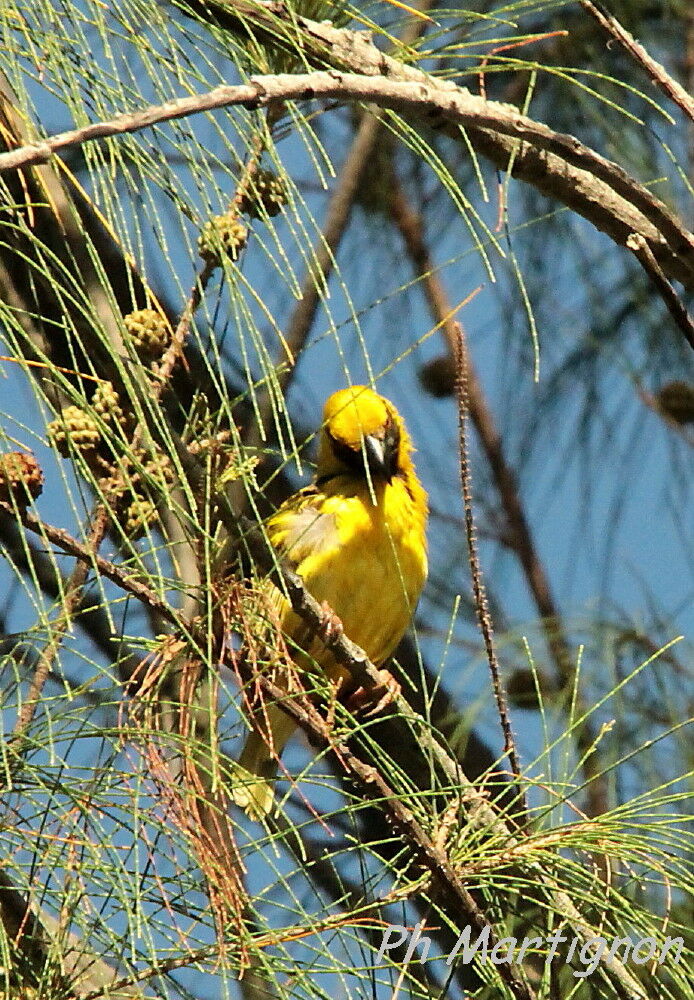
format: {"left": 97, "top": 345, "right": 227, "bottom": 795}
{"left": 627, "top": 233, "right": 694, "bottom": 349}
{"left": 0, "top": 501, "right": 179, "bottom": 629}
{"left": 192, "top": 0, "right": 694, "bottom": 290}
{"left": 181, "top": 441, "right": 646, "bottom": 999}
{"left": 453, "top": 322, "right": 526, "bottom": 803}
{"left": 2, "top": 69, "right": 692, "bottom": 294}
{"left": 579, "top": 0, "right": 694, "bottom": 124}
{"left": 233, "top": 631, "right": 645, "bottom": 1000}
{"left": 236, "top": 667, "right": 539, "bottom": 1000}
{"left": 0, "top": 453, "right": 645, "bottom": 998}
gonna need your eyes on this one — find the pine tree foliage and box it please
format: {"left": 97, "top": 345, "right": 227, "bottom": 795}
{"left": 0, "top": 1, "right": 691, "bottom": 998}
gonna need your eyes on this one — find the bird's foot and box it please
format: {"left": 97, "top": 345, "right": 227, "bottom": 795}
{"left": 345, "top": 669, "right": 401, "bottom": 718}
{"left": 318, "top": 600, "right": 343, "bottom": 643}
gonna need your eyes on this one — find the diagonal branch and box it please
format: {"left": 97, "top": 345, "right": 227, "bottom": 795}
{"left": 579, "top": 0, "right": 694, "bottom": 124}
{"left": 627, "top": 233, "right": 694, "bottom": 349}
{"left": 0, "top": 501, "right": 179, "bottom": 629}
{"left": 230, "top": 632, "right": 645, "bottom": 1000}
{"left": 11, "top": 505, "right": 109, "bottom": 740}
{"left": 0, "top": 453, "right": 646, "bottom": 998}
{"left": 182, "top": 440, "right": 647, "bottom": 999}
{"left": 236, "top": 665, "right": 539, "bottom": 1000}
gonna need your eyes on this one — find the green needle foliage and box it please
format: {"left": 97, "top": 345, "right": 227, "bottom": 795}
{"left": 0, "top": 1, "right": 691, "bottom": 998}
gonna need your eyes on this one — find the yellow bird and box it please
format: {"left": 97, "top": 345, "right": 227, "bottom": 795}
{"left": 232, "top": 385, "right": 428, "bottom": 819}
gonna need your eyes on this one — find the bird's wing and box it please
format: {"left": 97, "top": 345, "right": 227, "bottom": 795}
{"left": 267, "top": 485, "right": 339, "bottom": 573}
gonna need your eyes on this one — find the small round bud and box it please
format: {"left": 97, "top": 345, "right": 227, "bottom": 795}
{"left": 124, "top": 309, "right": 171, "bottom": 360}
{"left": 418, "top": 355, "right": 457, "bottom": 398}
{"left": 198, "top": 214, "right": 248, "bottom": 265}
{"left": 657, "top": 380, "right": 694, "bottom": 425}
{"left": 124, "top": 497, "right": 157, "bottom": 538}
{"left": 0, "top": 451, "right": 44, "bottom": 507}
{"left": 507, "top": 669, "right": 556, "bottom": 709}
{"left": 47, "top": 406, "right": 101, "bottom": 457}
{"left": 238, "top": 169, "right": 287, "bottom": 219}
{"left": 99, "top": 473, "right": 127, "bottom": 503}
{"left": 92, "top": 381, "right": 124, "bottom": 425}
{"left": 144, "top": 454, "right": 176, "bottom": 489}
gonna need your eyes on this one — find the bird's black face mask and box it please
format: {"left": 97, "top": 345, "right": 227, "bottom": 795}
{"left": 325, "top": 416, "right": 401, "bottom": 484}
{"left": 362, "top": 418, "right": 400, "bottom": 482}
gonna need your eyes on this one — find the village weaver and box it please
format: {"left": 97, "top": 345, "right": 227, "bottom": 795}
{"left": 232, "top": 385, "right": 428, "bottom": 819}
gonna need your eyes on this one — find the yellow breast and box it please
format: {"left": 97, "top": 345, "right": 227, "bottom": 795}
{"left": 269, "top": 474, "right": 427, "bottom": 675}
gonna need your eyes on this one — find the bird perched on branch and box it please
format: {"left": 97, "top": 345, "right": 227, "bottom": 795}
{"left": 232, "top": 385, "right": 428, "bottom": 820}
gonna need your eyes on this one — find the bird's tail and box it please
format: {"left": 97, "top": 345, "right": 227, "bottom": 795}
{"left": 231, "top": 707, "right": 296, "bottom": 821}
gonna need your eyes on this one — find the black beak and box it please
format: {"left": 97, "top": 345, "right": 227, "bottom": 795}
{"left": 364, "top": 434, "right": 386, "bottom": 474}
{"left": 364, "top": 433, "right": 397, "bottom": 480}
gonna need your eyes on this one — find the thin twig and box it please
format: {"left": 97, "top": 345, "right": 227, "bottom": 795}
{"left": 155, "top": 116, "right": 289, "bottom": 979}
{"left": 452, "top": 323, "right": 526, "bottom": 804}
{"left": 579, "top": 0, "right": 694, "bottom": 124}
{"left": 159, "top": 110, "right": 280, "bottom": 391}
{"left": 11, "top": 504, "right": 109, "bottom": 739}
{"left": 0, "top": 501, "right": 179, "bottom": 628}
{"left": 0, "top": 515, "right": 142, "bottom": 673}
{"left": 389, "top": 176, "right": 576, "bottom": 681}
{"left": 158, "top": 259, "right": 216, "bottom": 386}
{"left": 389, "top": 178, "right": 610, "bottom": 819}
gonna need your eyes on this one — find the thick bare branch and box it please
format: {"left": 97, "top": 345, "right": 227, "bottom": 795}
{"left": 2, "top": 69, "right": 693, "bottom": 295}
{"left": 199, "top": 0, "right": 694, "bottom": 289}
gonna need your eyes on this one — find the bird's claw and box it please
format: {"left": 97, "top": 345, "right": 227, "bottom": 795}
{"left": 318, "top": 600, "right": 343, "bottom": 643}
{"left": 345, "top": 668, "right": 401, "bottom": 718}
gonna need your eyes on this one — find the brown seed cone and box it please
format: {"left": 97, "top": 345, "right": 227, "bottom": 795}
{"left": 0, "top": 451, "right": 44, "bottom": 506}
{"left": 92, "top": 381, "right": 125, "bottom": 425}
{"left": 124, "top": 497, "right": 158, "bottom": 538}
{"left": 657, "top": 380, "right": 694, "bottom": 425}
{"left": 47, "top": 406, "right": 101, "bottom": 457}
{"left": 238, "top": 169, "right": 287, "bottom": 219}
{"left": 418, "top": 354, "right": 457, "bottom": 398}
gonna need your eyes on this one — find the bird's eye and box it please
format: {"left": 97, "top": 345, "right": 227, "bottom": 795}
{"left": 385, "top": 420, "right": 400, "bottom": 455}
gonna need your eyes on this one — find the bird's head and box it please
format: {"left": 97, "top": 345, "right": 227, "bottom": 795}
{"left": 316, "top": 386, "right": 412, "bottom": 485}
